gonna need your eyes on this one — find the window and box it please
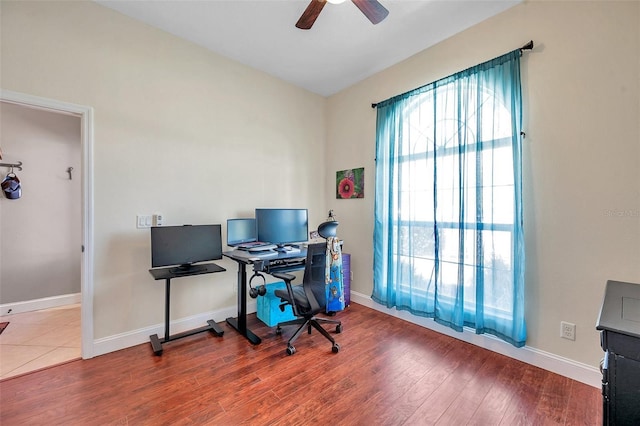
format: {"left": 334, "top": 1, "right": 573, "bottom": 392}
{"left": 373, "top": 50, "right": 526, "bottom": 347}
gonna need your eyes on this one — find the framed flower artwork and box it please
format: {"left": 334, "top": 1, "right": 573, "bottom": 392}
{"left": 336, "top": 168, "right": 364, "bottom": 199}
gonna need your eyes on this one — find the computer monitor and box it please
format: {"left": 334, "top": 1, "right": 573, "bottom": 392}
{"left": 255, "top": 208, "right": 308, "bottom": 247}
{"left": 226, "top": 218, "right": 257, "bottom": 246}
{"left": 151, "top": 224, "right": 222, "bottom": 273}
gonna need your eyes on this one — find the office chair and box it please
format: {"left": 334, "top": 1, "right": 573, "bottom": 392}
{"left": 271, "top": 221, "right": 343, "bottom": 355}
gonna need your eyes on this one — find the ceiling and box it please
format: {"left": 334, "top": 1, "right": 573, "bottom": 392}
{"left": 95, "top": 0, "right": 521, "bottom": 97}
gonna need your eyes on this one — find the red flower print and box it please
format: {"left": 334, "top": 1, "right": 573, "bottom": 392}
{"left": 338, "top": 178, "right": 355, "bottom": 199}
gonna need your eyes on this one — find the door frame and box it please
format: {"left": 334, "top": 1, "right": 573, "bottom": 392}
{"left": 1, "top": 89, "right": 95, "bottom": 358}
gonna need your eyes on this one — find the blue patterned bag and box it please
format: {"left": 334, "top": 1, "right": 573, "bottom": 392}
{"left": 325, "top": 237, "right": 345, "bottom": 312}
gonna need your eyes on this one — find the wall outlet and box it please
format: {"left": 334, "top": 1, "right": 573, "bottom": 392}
{"left": 153, "top": 213, "right": 163, "bottom": 226}
{"left": 136, "top": 214, "right": 152, "bottom": 229}
{"left": 561, "top": 321, "right": 576, "bottom": 341}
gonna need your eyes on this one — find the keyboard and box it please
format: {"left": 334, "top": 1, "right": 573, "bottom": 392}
{"left": 267, "top": 258, "right": 305, "bottom": 271}
{"left": 247, "top": 244, "right": 277, "bottom": 252}
{"left": 236, "top": 241, "right": 272, "bottom": 250}
{"left": 271, "top": 258, "right": 296, "bottom": 266}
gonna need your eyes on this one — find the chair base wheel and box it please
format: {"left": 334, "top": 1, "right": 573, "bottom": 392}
{"left": 275, "top": 327, "right": 282, "bottom": 336}
{"left": 286, "top": 345, "right": 296, "bottom": 356}
{"left": 332, "top": 343, "right": 340, "bottom": 353}
{"left": 336, "top": 324, "right": 343, "bottom": 333}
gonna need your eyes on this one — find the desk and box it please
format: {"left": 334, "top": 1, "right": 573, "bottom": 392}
{"left": 223, "top": 249, "right": 307, "bottom": 345}
{"left": 148, "top": 262, "right": 226, "bottom": 355}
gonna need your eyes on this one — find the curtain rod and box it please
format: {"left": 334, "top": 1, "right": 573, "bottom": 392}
{"left": 371, "top": 40, "right": 534, "bottom": 109}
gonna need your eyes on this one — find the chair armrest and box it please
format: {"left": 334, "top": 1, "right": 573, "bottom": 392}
{"left": 271, "top": 272, "right": 296, "bottom": 283}
{"left": 271, "top": 272, "right": 300, "bottom": 317}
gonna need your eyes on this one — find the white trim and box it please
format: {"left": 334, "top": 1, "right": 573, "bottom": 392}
{"left": 350, "top": 291, "right": 602, "bottom": 388}
{"left": 0, "top": 293, "right": 81, "bottom": 316}
{"left": 93, "top": 302, "right": 258, "bottom": 357}
{"left": 0, "top": 89, "right": 95, "bottom": 359}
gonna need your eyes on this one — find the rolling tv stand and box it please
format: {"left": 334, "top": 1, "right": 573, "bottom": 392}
{"left": 148, "top": 262, "right": 226, "bottom": 355}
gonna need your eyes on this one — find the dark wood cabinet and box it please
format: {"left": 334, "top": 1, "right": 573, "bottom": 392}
{"left": 596, "top": 280, "right": 640, "bottom": 425}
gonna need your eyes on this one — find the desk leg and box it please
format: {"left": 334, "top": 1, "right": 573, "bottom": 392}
{"left": 225, "top": 262, "right": 262, "bottom": 345}
{"left": 226, "top": 317, "right": 261, "bottom": 345}
{"left": 206, "top": 319, "right": 224, "bottom": 337}
{"left": 149, "top": 273, "right": 225, "bottom": 356}
{"left": 164, "top": 278, "right": 171, "bottom": 341}
{"left": 149, "top": 334, "right": 163, "bottom": 355}
{"left": 149, "top": 278, "right": 171, "bottom": 355}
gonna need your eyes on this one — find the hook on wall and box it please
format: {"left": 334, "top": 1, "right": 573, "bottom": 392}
{"left": 0, "top": 160, "right": 23, "bottom": 171}
{"left": 67, "top": 167, "right": 74, "bottom": 180}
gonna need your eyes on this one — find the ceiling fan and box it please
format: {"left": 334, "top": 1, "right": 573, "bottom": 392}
{"left": 296, "top": 0, "right": 389, "bottom": 30}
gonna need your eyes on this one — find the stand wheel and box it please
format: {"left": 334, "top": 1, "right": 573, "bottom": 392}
{"left": 332, "top": 343, "right": 340, "bottom": 353}
{"left": 286, "top": 345, "right": 296, "bottom": 356}
{"left": 336, "top": 324, "right": 343, "bottom": 333}
{"left": 275, "top": 327, "right": 282, "bottom": 336}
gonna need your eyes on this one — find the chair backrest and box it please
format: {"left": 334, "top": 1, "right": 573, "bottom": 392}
{"left": 302, "top": 242, "right": 328, "bottom": 312}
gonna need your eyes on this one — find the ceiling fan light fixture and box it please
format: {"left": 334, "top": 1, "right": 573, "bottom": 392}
{"left": 326, "top": 0, "right": 347, "bottom": 4}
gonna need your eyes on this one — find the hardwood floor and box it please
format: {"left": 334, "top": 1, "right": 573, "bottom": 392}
{"left": 0, "top": 303, "right": 601, "bottom": 425}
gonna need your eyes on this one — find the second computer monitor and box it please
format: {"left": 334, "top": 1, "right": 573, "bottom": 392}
{"left": 227, "top": 218, "right": 257, "bottom": 246}
{"left": 255, "top": 208, "right": 308, "bottom": 247}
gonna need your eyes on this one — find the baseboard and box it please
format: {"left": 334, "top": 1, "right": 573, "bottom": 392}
{"left": 0, "top": 293, "right": 81, "bottom": 316}
{"left": 92, "top": 300, "right": 258, "bottom": 357}
{"left": 350, "top": 291, "right": 602, "bottom": 389}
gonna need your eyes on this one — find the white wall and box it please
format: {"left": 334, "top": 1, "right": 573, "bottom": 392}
{"left": 0, "top": 102, "right": 82, "bottom": 304}
{"left": 327, "top": 0, "right": 640, "bottom": 369}
{"left": 1, "top": 1, "right": 326, "bottom": 340}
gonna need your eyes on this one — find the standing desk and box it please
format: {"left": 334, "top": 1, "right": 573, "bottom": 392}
{"left": 223, "top": 249, "right": 307, "bottom": 345}
{"left": 148, "top": 262, "right": 226, "bottom": 355}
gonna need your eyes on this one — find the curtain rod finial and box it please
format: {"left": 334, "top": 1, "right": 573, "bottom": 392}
{"left": 521, "top": 40, "right": 534, "bottom": 51}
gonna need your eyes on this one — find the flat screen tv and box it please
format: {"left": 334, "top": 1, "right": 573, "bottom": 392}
{"left": 151, "top": 224, "right": 222, "bottom": 273}
{"left": 226, "top": 218, "right": 257, "bottom": 246}
{"left": 255, "top": 208, "right": 308, "bottom": 247}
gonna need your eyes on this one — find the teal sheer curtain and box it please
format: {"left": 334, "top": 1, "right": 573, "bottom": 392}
{"left": 373, "top": 50, "right": 526, "bottom": 347}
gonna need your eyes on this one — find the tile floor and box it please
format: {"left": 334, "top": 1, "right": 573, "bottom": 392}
{"left": 0, "top": 304, "right": 81, "bottom": 380}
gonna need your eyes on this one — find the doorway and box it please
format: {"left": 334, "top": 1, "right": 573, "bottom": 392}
{"left": 0, "top": 90, "right": 94, "bottom": 366}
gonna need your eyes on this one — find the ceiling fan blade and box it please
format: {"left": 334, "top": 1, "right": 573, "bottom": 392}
{"left": 296, "top": 0, "right": 327, "bottom": 30}
{"left": 351, "top": 0, "right": 389, "bottom": 25}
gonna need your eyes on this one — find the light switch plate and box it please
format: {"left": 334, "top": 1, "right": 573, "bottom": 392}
{"left": 137, "top": 214, "right": 152, "bottom": 229}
